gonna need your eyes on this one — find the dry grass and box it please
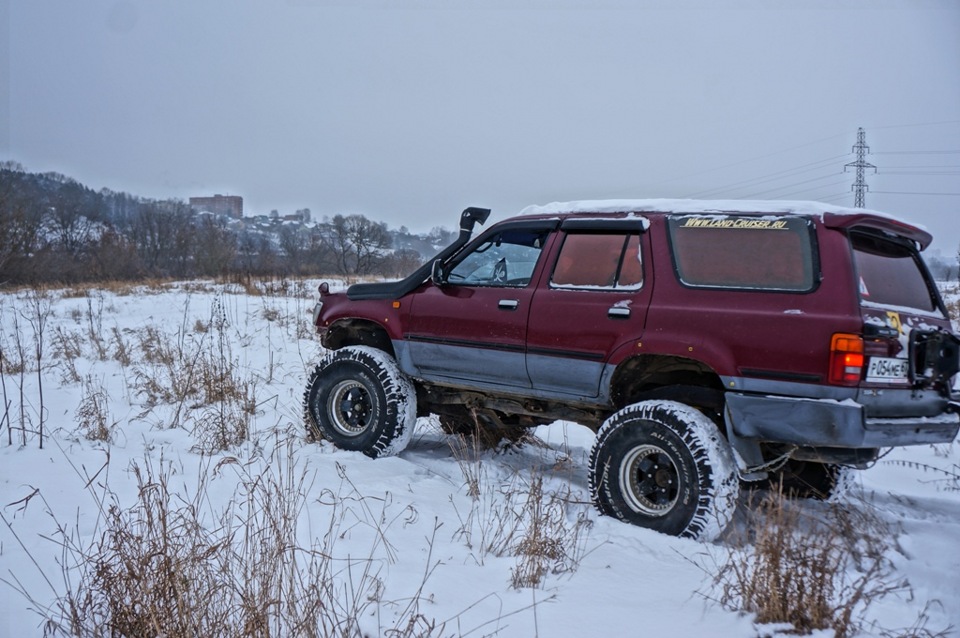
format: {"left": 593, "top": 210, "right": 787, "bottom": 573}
{"left": 2, "top": 281, "right": 310, "bottom": 451}
{"left": 448, "top": 432, "right": 485, "bottom": 499}
{"left": 109, "top": 326, "right": 132, "bottom": 367}
{"left": 509, "top": 474, "right": 592, "bottom": 590}
{"left": 945, "top": 296, "right": 960, "bottom": 324}
{"left": 127, "top": 297, "right": 257, "bottom": 451}
{"left": 447, "top": 439, "right": 593, "bottom": 589}
{"left": 58, "top": 279, "right": 172, "bottom": 297}
{"left": 883, "top": 459, "right": 960, "bottom": 493}
{"left": 708, "top": 489, "right": 905, "bottom": 637}
{"left": 939, "top": 281, "right": 959, "bottom": 323}
{"left": 75, "top": 376, "right": 114, "bottom": 442}
{"left": 36, "top": 441, "right": 450, "bottom": 637}
{"left": 53, "top": 327, "right": 84, "bottom": 384}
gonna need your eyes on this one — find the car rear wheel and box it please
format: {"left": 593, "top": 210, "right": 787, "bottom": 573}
{"left": 303, "top": 346, "right": 416, "bottom": 458}
{"left": 766, "top": 460, "right": 855, "bottom": 500}
{"left": 589, "top": 400, "right": 740, "bottom": 541}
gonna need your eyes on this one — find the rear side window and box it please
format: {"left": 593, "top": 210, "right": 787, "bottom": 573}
{"left": 667, "top": 215, "right": 816, "bottom": 291}
{"left": 852, "top": 233, "right": 937, "bottom": 312}
{"left": 551, "top": 233, "right": 643, "bottom": 290}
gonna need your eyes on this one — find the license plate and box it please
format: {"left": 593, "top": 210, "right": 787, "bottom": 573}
{"left": 866, "top": 357, "right": 910, "bottom": 384}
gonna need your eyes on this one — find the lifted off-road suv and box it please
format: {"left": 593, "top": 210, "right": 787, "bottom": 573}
{"left": 305, "top": 200, "right": 960, "bottom": 540}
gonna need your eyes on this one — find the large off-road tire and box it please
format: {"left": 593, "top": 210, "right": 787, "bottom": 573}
{"left": 589, "top": 400, "right": 740, "bottom": 541}
{"left": 303, "top": 346, "right": 416, "bottom": 458}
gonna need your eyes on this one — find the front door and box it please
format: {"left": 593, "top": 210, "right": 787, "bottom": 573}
{"left": 405, "top": 224, "right": 552, "bottom": 388}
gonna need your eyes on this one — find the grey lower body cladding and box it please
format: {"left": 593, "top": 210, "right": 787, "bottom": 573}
{"left": 725, "top": 392, "right": 960, "bottom": 449}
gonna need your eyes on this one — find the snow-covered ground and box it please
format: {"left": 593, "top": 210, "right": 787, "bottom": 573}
{"left": 1, "top": 280, "right": 958, "bottom": 637}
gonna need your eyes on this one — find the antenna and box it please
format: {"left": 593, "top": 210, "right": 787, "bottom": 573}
{"left": 844, "top": 127, "right": 877, "bottom": 208}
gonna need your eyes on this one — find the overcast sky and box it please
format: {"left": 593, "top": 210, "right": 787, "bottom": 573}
{"left": 3, "top": 1, "right": 959, "bottom": 252}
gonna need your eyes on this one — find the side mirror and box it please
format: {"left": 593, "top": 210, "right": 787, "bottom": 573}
{"left": 430, "top": 259, "right": 446, "bottom": 287}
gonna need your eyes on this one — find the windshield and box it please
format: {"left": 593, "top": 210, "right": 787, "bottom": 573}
{"left": 852, "top": 232, "right": 938, "bottom": 313}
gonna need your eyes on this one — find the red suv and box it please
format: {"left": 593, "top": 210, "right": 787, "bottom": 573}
{"left": 305, "top": 201, "right": 960, "bottom": 540}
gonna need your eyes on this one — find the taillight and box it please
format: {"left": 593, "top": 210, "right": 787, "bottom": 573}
{"left": 829, "top": 333, "right": 864, "bottom": 385}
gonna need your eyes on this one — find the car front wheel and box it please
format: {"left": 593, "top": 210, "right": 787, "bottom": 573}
{"left": 303, "top": 346, "right": 416, "bottom": 458}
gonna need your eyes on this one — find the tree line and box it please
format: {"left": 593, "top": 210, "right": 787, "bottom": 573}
{"left": 0, "top": 163, "right": 448, "bottom": 287}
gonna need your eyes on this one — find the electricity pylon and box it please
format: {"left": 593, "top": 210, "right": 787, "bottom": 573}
{"left": 844, "top": 127, "right": 877, "bottom": 208}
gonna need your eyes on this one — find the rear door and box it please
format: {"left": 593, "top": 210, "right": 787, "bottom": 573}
{"left": 526, "top": 219, "right": 652, "bottom": 397}
{"left": 851, "top": 230, "right": 955, "bottom": 396}
{"left": 405, "top": 223, "right": 553, "bottom": 387}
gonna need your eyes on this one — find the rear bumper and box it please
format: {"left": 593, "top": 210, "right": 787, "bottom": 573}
{"left": 726, "top": 392, "right": 960, "bottom": 448}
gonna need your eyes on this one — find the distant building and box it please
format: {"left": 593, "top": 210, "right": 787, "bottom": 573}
{"left": 189, "top": 194, "right": 243, "bottom": 219}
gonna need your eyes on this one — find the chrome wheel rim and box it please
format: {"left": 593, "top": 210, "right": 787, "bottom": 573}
{"left": 619, "top": 444, "right": 679, "bottom": 516}
{"left": 327, "top": 379, "right": 377, "bottom": 437}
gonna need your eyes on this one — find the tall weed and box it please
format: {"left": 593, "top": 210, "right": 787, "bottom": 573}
{"left": 43, "top": 441, "right": 449, "bottom": 637}
{"left": 708, "top": 489, "right": 904, "bottom": 637}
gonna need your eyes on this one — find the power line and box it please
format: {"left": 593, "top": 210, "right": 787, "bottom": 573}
{"left": 882, "top": 170, "right": 960, "bottom": 175}
{"left": 872, "top": 191, "right": 960, "bottom": 196}
{"left": 653, "top": 131, "right": 850, "bottom": 187}
{"left": 881, "top": 165, "right": 960, "bottom": 169}
{"left": 648, "top": 121, "right": 958, "bottom": 196}
{"left": 764, "top": 179, "right": 851, "bottom": 201}
{"left": 868, "top": 119, "right": 960, "bottom": 131}
{"left": 742, "top": 176, "right": 848, "bottom": 199}
{"left": 818, "top": 192, "right": 854, "bottom": 203}
{"left": 683, "top": 154, "right": 848, "bottom": 198}
{"left": 873, "top": 150, "right": 960, "bottom": 155}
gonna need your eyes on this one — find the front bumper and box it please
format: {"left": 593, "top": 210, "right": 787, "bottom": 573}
{"left": 726, "top": 392, "right": 960, "bottom": 449}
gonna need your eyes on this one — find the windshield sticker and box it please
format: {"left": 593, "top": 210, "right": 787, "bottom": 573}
{"left": 680, "top": 217, "right": 789, "bottom": 230}
{"left": 859, "top": 276, "right": 870, "bottom": 297}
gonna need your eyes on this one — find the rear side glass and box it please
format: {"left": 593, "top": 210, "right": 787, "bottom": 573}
{"left": 852, "top": 233, "right": 936, "bottom": 312}
{"left": 667, "top": 215, "right": 816, "bottom": 291}
{"left": 551, "top": 233, "right": 643, "bottom": 290}
{"left": 618, "top": 235, "right": 643, "bottom": 287}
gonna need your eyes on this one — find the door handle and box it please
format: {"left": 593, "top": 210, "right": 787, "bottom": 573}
{"left": 499, "top": 299, "right": 519, "bottom": 311}
{"left": 608, "top": 306, "right": 631, "bottom": 319}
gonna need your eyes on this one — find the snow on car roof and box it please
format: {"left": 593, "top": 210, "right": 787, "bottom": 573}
{"left": 520, "top": 198, "right": 904, "bottom": 220}
{"left": 517, "top": 199, "right": 934, "bottom": 248}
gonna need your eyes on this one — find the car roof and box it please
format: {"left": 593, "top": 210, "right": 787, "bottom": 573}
{"left": 517, "top": 199, "right": 933, "bottom": 249}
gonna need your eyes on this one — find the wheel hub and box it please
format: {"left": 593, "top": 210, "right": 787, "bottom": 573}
{"left": 328, "top": 380, "right": 376, "bottom": 437}
{"left": 619, "top": 444, "right": 680, "bottom": 517}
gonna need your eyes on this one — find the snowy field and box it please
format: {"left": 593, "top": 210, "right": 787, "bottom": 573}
{"left": 1, "top": 279, "right": 958, "bottom": 637}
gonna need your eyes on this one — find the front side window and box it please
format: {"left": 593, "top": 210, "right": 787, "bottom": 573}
{"left": 853, "top": 232, "right": 937, "bottom": 312}
{"left": 667, "top": 215, "right": 817, "bottom": 291}
{"left": 551, "top": 233, "right": 643, "bottom": 290}
{"left": 447, "top": 229, "right": 547, "bottom": 287}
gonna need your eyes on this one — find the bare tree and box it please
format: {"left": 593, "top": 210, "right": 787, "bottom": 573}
{"left": 237, "top": 230, "right": 278, "bottom": 276}
{"left": 128, "top": 200, "right": 193, "bottom": 275}
{"left": 278, "top": 224, "right": 310, "bottom": 275}
{"left": 324, "top": 214, "right": 392, "bottom": 275}
{"left": 40, "top": 173, "right": 101, "bottom": 257}
{"left": 382, "top": 248, "right": 423, "bottom": 278}
{"left": 193, "top": 216, "right": 238, "bottom": 277}
{"left": 0, "top": 169, "right": 45, "bottom": 283}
